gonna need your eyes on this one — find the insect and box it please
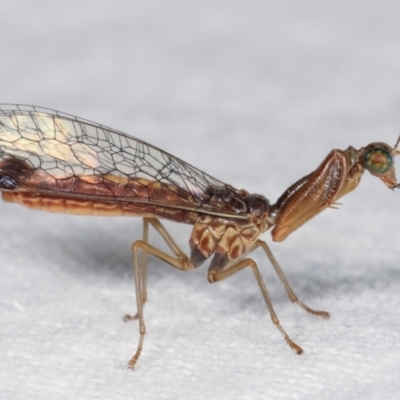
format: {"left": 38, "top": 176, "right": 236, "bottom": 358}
{"left": 0, "top": 104, "right": 399, "bottom": 368}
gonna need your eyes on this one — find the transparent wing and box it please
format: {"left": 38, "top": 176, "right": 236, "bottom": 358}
{"left": 0, "top": 104, "right": 249, "bottom": 216}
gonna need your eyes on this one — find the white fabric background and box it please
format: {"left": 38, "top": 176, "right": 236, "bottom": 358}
{"left": 1, "top": 1, "right": 400, "bottom": 399}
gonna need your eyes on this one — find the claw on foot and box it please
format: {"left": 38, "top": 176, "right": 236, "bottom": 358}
{"left": 287, "top": 338, "right": 303, "bottom": 355}
{"left": 310, "top": 309, "right": 330, "bottom": 319}
{"left": 123, "top": 313, "right": 138, "bottom": 322}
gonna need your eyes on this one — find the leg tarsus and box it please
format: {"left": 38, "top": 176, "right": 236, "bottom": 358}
{"left": 127, "top": 325, "right": 146, "bottom": 369}
{"left": 123, "top": 314, "right": 137, "bottom": 322}
{"left": 286, "top": 336, "right": 303, "bottom": 355}
{"left": 295, "top": 300, "right": 330, "bottom": 318}
{"left": 124, "top": 294, "right": 148, "bottom": 322}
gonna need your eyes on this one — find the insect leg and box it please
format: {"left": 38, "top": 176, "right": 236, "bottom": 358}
{"left": 125, "top": 217, "right": 195, "bottom": 320}
{"left": 208, "top": 255, "right": 303, "bottom": 355}
{"left": 123, "top": 219, "right": 149, "bottom": 321}
{"left": 127, "top": 217, "right": 195, "bottom": 369}
{"left": 140, "top": 218, "right": 149, "bottom": 306}
{"left": 257, "top": 240, "right": 329, "bottom": 318}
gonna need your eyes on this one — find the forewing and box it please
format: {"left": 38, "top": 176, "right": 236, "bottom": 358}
{"left": 0, "top": 105, "right": 246, "bottom": 216}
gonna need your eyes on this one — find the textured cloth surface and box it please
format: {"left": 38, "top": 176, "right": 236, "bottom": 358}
{"left": 1, "top": 2, "right": 400, "bottom": 399}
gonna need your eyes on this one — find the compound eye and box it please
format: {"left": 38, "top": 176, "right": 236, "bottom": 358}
{"left": 364, "top": 147, "right": 393, "bottom": 174}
